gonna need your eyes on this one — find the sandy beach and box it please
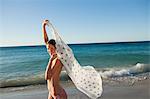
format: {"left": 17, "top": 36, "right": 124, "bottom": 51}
{"left": 1, "top": 0, "right": 149, "bottom": 98}
{"left": 0, "top": 79, "right": 149, "bottom": 99}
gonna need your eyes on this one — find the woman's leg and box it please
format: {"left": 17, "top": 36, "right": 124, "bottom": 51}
{"left": 63, "top": 88, "right": 67, "bottom": 99}
{"left": 53, "top": 95, "right": 60, "bottom": 99}
{"left": 50, "top": 88, "right": 60, "bottom": 99}
{"left": 51, "top": 88, "right": 67, "bottom": 99}
{"left": 50, "top": 84, "right": 67, "bottom": 99}
{"left": 48, "top": 92, "right": 53, "bottom": 99}
{"left": 59, "top": 88, "right": 67, "bottom": 99}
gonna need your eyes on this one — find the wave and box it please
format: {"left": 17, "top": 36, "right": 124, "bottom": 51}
{"left": 0, "top": 63, "right": 149, "bottom": 88}
{"left": 99, "top": 63, "right": 150, "bottom": 78}
{"left": 0, "top": 73, "right": 45, "bottom": 88}
{"left": 0, "top": 71, "right": 69, "bottom": 88}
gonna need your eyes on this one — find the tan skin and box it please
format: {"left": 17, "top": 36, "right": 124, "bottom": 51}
{"left": 42, "top": 20, "right": 67, "bottom": 99}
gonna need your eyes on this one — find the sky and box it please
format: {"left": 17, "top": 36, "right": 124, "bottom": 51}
{"left": 0, "top": 0, "right": 149, "bottom": 47}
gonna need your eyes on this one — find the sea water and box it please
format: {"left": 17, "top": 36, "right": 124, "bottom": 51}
{"left": 0, "top": 41, "right": 149, "bottom": 88}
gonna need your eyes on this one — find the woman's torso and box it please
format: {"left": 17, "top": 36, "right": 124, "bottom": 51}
{"left": 47, "top": 56, "right": 63, "bottom": 93}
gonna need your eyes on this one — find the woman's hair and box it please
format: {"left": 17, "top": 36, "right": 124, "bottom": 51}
{"left": 47, "top": 39, "right": 56, "bottom": 48}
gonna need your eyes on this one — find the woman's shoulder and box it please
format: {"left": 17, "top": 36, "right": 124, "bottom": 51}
{"left": 55, "top": 57, "right": 63, "bottom": 66}
{"left": 55, "top": 58, "right": 61, "bottom": 63}
{"left": 51, "top": 54, "right": 63, "bottom": 65}
{"left": 51, "top": 54, "right": 57, "bottom": 60}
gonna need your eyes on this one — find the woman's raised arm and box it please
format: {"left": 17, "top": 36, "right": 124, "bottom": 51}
{"left": 42, "top": 20, "right": 49, "bottom": 44}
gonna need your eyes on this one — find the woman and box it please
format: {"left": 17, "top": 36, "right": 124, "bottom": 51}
{"left": 42, "top": 20, "right": 67, "bottom": 99}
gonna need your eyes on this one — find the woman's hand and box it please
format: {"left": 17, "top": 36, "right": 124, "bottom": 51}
{"left": 42, "top": 20, "right": 49, "bottom": 26}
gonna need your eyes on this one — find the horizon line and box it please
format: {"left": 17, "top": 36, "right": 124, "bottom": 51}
{"left": 0, "top": 40, "right": 149, "bottom": 48}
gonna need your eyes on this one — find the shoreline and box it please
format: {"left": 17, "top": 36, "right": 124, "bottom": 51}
{"left": 0, "top": 79, "right": 149, "bottom": 99}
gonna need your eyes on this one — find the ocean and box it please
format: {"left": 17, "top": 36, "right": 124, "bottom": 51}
{"left": 0, "top": 41, "right": 150, "bottom": 88}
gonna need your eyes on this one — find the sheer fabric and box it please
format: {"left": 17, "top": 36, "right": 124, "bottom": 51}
{"left": 47, "top": 22, "right": 103, "bottom": 99}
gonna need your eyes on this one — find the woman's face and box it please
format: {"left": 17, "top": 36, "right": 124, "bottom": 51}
{"left": 46, "top": 44, "right": 56, "bottom": 55}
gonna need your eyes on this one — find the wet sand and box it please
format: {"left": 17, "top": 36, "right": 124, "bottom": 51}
{"left": 0, "top": 79, "right": 149, "bottom": 99}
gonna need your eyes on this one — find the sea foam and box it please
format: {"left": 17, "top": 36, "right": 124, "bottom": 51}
{"left": 0, "top": 63, "right": 149, "bottom": 88}
{"left": 100, "top": 63, "right": 150, "bottom": 78}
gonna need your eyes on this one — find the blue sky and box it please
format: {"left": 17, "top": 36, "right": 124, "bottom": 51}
{"left": 0, "top": 0, "right": 149, "bottom": 46}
